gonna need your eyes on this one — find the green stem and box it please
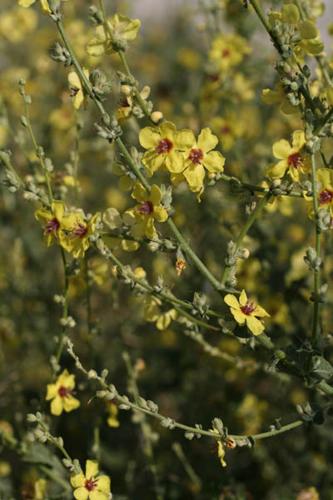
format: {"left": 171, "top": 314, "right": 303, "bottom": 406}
{"left": 124, "top": 353, "right": 164, "bottom": 500}
{"left": 220, "top": 173, "right": 303, "bottom": 198}
{"left": 97, "top": 0, "right": 153, "bottom": 121}
{"left": 221, "top": 193, "right": 270, "bottom": 286}
{"left": 23, "top": 101, "right": 53, "bottom": 204}
{"left": 310, "top": 154, "right": 321, "bottom": 343}
{"left": 68, "top": 342, "right": 304, "bottom": 443}
{"left": 54, "top": 247, "right": 70, "bottom": 373}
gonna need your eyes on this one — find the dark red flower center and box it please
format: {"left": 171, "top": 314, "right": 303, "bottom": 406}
{"left": 222, "top": 48, "right": 231, "bottom": 58}
{"left": 189, "top": 148, "right": 204, "bottom": 164}
{"left": 73, "top": 223, "right": 88, "bottom": 238}
{"left": 221, "top": 125, "right": 231, "bottom": 134}
{"left": 319, "top": 189, "right": 333, "bottom": 205}
{"left": 58, "top": 386, "right": 70, "bottom": 398}
{"left": 287, "top": 152, "right": 302, "bottom": 168}
{"left": 45, "top": 218, "right": 60, "bottom": 234}
{"left": 240, "top": 301, "right": 256, "bottom": 316}
{"left": 156, "top": 138, "right": 173, "bottom": 154}
{"left": 138, "top": 201, "right": 154, "bottom": 215}
{"left": 85, "top": 478, "right": 98, "bottom": 492}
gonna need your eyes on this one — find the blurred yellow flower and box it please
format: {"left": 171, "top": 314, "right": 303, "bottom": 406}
{"left": 217, "top": 440, "right": 227, "bottom": 467}
{"left": 316, "top": 169, "right": 333, "bottom": 215}
{"left": 144, "top": 296, "right": 177, "bottom": 330}
{"left": 71, "top": 460, "right": 111, "bottom": 500}
{"left": 35, "top": 201, "right": 67, "bottom": 247}
{"left": 18, "top": 0, "right": 50, "bottom": 13}
{"left": 107, "top": 402, "right": 120, "bottom": 428}
{"left": 46, "top": 369, "right": 80, "bottom": 416}
{"left": 209, "top": 34, "right": 251, "bottom": 72}
{"left": 0, "top": 8, "right": 37, "bottom": 43}
{"left": 61, "top": 211, "right": 100, "bottom": 259}
{"left": 224, "top": 290, "right": 269, "bottom": 336}
{"left": 87, "top": 14, "right": 140, "bottom": 56}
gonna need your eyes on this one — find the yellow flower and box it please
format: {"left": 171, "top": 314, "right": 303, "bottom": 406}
{"left": 179, "top": 128, "right": 226, "bottom": 194}
{"left": 209, "top": 34, "right": 251, "bottom": 72}
{"left": 35, "top": 201, "right": 67, "bottom": 247}
{"left": 262, "top": 84, "right": 298, "bottom": 115}
{"left": 87, "top": 14, "right": 141, "bottom": 56}
{"left": 224, "top": 290, "right": 270, "bottom": 336}
{"left": 68, "top": 69, "right": 89, "bottom": 110}
{"left": 144, "top": 296, "right": 177, "bottom": 330}
{"left": 0, "top": 8, "right": 37, "bottom": 43}
{"left": 210, "top": 115, "right": 244, "bottom": 151}
{"left": 307, "top": 169, "right": 333, "bottom": 217}
{"left": 139, "top": 121, "right": 188, "bottom": 175}
{"left": 61, "top": 211, "right": 100, "bottom": 259}
{"left": 124, "top": 183, "right": 168, "bottom": 240}
{"left": 117, "top": 85, "right": 150, "bottom": 121}
{"left": 268, "top": 130, "right": 310, "bottom": 182}
{"left": 71, "top": 460, "right": 111, "bottom": 500}
{"left": 107, "top": 402, "right": 120, "bottom": 428}
{"left": 18, "top": 0, "right": 51, "bottom": 13}
{"left": 46, "top": 369, "right": 80, "bottom": 416}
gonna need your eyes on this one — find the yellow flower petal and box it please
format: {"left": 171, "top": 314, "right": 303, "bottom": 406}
{"left": 149, "top": 184, "right": 162, "bottom": 205}
{"left": 73, "top": 487, "right": 89, "bottom": 500}
{"left": 268, "top": 160, "right": 288, "bottom": 179}
{"left": 46, "top": 383, "right": 58, "bottom": 400}
{"left": 90, "top": 491, "right": 109, "bottom": 500}
{"left": 159, "top": 121, "right": 176, "bottom": 140}
{"left": 183, "top": 163, "right": 205, "bottom": 192}
{"left": 165, "top": 151, "right": 184, "bottom": 173}
{"left": 139, "top": 127, "right": 160, "bottom": 149}
{"left": 85, "top": 460, "right": 99, "bottom": 479}
{"left": 203, "top": 151, "right": 225, "bottom": 173}
{"left": 132, "top": 183, "right": 147, "bottom": 203}
{"left": 197, "top": 128, "right": 218, "bottom": 153}
{"left": 50, "top": 396, "right": 63, "bottom": 416}
{"left": 253, "top": 305, "right": 270, "bottom": 318}
{"left": 292, "top": 130, "right": 305, "bottom": 150}
{"left": 144, "top": 217, "right": 156, "bottom": 239}
{"left": 154, "top": 206, "right": 168, "bottom": 222}
{"left": 71, "top": 473, "right": 86, "bottom": 489}
{"left": 230, "top": 308, "right": 246, "bottom": 325}
{"left": 176, "top": 129, "right": 195, "bottom": 149}
{"left": 63, "top": 395, "right": 80, "bottom": 413}
{"left": 18, "top": 0, "right": 36, "bottom": 6}
{"left": 239, "top": 290, "right": 248, "bottom": 306}
{"left": 224, "top": 294, "right": 240, "bottom": 309}
{"left": 96, "top": 475, "right": 111, "bottom": 493}
{"left": 272, "top": 139, "right": 291, "bottom": 160}
{"left": 246, "top": 315, "right": 265, "bottom": 335}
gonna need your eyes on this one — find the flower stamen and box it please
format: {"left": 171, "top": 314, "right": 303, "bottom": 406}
{"left": 319, "top": 189, "right": 333, "bottom": 205}
{"left": 240, "top": 301, "right": 256, "bottom": 316}
{"left": 189, "top": 148, "right": 204, "bottom": 164}
{"left": 156, "top": 138, "right": 173, "bottom": 154}
{"left": 137, "top": 201, "right": 154, "bottom": 215}
{"left": 287, "top": 152, "right": 302, "bottom": 168}
{"left": 45, "top": 218, "right": 60, "bottom": 234}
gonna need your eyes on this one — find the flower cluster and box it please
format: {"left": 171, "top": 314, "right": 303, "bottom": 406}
{"left": 35, "top": 201, "right": 100, "bottom": 258}
{"left": 139, "top": 122, "right": 225, "bottom": 194}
